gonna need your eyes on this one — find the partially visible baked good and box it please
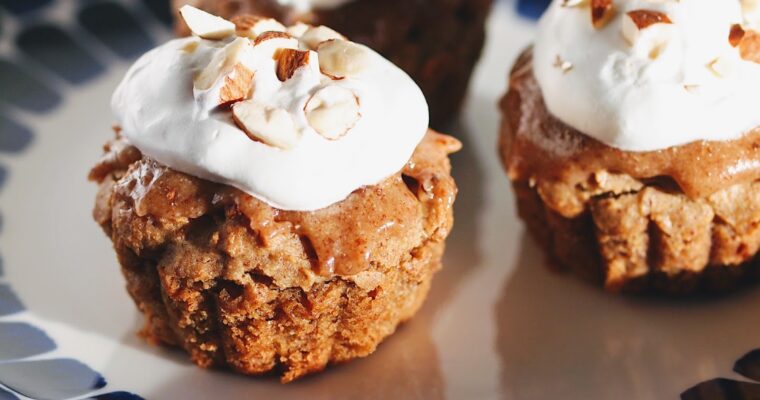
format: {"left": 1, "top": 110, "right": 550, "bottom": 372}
{"left": 500, "top": 0, "right": 760, "bottom": 294}
{"left": 91, "top": 7, "right": 460, "bottom": 381}
{"left": 91, "top": 130, "right": 458, "bottom": 382}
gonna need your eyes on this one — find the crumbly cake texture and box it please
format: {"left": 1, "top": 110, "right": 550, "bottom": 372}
{"left": 500, "top": 52, "right": 760, "bottom": 295}
{"left": 172, "top": 0, "right": 492, "bottom": 129}
{"left": 90, "top": 130, "right": 459, "bottom": 382}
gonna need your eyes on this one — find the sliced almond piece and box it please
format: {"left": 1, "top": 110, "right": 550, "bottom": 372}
{"left": 287, "top": 22, "right": 311, "bottom": 38}
{"left": 231, "top": 15, "right": 286, "bottom": 39}
{"left": 232, "top": 100, "right": 301, "bottom": 150}
{"left": 317, "top": 39, "right": 373, "bottom": 79}
{"left": 179, "top": 5, "right": 235, "bottom": 40}
{"left": 275, "top": 48, "right": 312, "bottom": 81}
{"left": 254, "top": 31, "right": 295, "bottom": 46}
{"left": 591, "top": 0, "right": 614, "bottom": 29}
{"left": 305, "top": 86, "right": 361, "bottom": 140}
{"left": 622, "top": 10, "right": 672, "bottom": 45}
{"left": 300, "top": 25, "right": 346, "bottom": 50}
{"left": 194, "top": 37, "right": 254, "bottom": 106}
{"left": 730, "top": 24, "right": 747, "bottom": 47}
{"left": 253, "top": 31, "right": 300, "bottom": 59}
{"left": 219, "top": 64, "right": 254, "bottom": 105}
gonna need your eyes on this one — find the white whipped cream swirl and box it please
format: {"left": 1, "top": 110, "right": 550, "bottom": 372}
{"left": 534, "top": 0, "right": 760, "bottom": 152}
{"left": 112, "top": 32, "right": 427, "bottom": 211}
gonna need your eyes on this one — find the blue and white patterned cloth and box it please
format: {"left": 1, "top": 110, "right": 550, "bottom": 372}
{"left": 0, "top": 1, "right": 168, "bottom": 397}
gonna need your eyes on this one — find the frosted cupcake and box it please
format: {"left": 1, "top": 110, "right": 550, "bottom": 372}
{"left": 90, "top": 6, "right": 460, "bottom": 381}
{"left": 173, "top": 0, "right": 493, "bottom": 128}
{"left": 500, "top": 0, "right": 760, "bottom": 294}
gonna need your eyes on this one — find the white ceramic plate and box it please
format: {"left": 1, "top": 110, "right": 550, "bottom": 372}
{"left": 2, "top": 1, "right": 760, "bottom": 399}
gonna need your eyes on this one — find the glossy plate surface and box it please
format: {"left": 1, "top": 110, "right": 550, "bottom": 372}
{"left": 0, "top": 0, "right": 758, "bottom": 398}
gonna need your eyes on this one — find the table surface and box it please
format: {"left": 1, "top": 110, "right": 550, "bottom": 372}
{"left": 0, "top": 0, "right": 758, "bottom": 399}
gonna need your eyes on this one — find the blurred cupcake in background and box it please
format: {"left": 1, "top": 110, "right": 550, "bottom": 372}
{"left": 500, "top": 0, "right": 760, "bottom": 294}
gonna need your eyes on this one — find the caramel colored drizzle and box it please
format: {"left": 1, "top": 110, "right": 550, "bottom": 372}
{"left": 502, "top": 51, "right": 760, "bottom": 209}
{"left": 98, "top": 131, "right": 459, "bottom": 278}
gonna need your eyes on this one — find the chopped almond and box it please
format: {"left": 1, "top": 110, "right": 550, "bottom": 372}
{"left": 730, "top": 24, "right": 747, "bottom": 48}
{"left": 194, "top": 38, "right": 255, "bottom": 107}
{"left": 591, "top": 0, "right": 614, "bottom": 29}
{"left": 305, "top": 86, "right": 361, "bottom": 140}
{"left": 300, "top": 26, "right": 346, "bottom": 50}
{"left": 232, "top": 100, "right": 301, "bottom": 150}
{"left": 275, "top": 49, "right": 311, "bottom": 81}
{"left": 622, "top": 10, "right": 673, "bottom": 46}
{"left": 317, "top": 39, "right": 373, "bottom": 79}
{"left": 179, "top": 5, "right": 235, "bottom": 40}
{"left": 231, "top": 15, "right": 286, "bottom": 39}
{"left": 253, "top": 31, "right": 300, "bottom": 59}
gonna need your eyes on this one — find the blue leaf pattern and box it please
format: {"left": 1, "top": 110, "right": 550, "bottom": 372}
{"left": 0, "top": 285, "right": 23, "bottom": 317}
{"left": 0, "top": 114, "right": 33, "bottom": 153}
{"left": 0, "top": 322, "right": 56, "bottom": 360}
{"left": 90, "top": 391, "right": 146, "bottom": 400}
{"left": 0, "top": 0, "right": 159, "bottom": 397}
{"left": 0, "top": 388, "right": 18, "bottom": 400}
{"left": 0, "top": 359, "right": 106, "bottom": 400}
{"left": 78, "top": 2, "right": 155, "bottom": 60}
{"left": 16, "top": 24, "right": 105, "bottom": 85}
{"left": 0, "top": 0, "right": 53, "bottom": 15}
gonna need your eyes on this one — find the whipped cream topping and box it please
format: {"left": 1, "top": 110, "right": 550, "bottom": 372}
{"left": 534, "top": 0, "right": 760, "bottom": 152}
{"left": 276, "top": 0, "right": 354, "bottom": 12}
{"left": 112, "top": 11, "right": 428, "bottom": 211}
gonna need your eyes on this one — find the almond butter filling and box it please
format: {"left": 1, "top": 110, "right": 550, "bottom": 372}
{"left": 501, "top": 50, "right": 760, "bottom": 218}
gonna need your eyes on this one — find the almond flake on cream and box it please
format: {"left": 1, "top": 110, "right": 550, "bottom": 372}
{"left": 535, "top": 0, "right": 760, "bottom": 152}
{"left": 112, "top": 8, "right": 428, "bottom": 211}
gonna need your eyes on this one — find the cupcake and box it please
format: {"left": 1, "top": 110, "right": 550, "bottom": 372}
{"left": 90, "top": 6, "right": 460, "bottom": 382}
{"left": 500, "top": 0, "right": 760, "bottom": 294}
{"left": 172, "top": 0, "right": 493, "bottom": 129}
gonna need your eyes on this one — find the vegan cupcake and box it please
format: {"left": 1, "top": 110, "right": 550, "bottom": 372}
{"left": 173, "top": 0, "right": 493, "bottom": 129}
{"left": 90, "top": 6, "right": 460, "bottom": 382}
{"left": 500, "top": 0, "right": 760, "bottom": 294}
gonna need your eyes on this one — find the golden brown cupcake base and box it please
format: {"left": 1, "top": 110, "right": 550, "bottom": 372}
{"left": 501, "top": 51, "right": 760, "bottom": 295}
{"left": 173, "top": 0, "right": 492, "bottom": 129}
{"left": 512, "top": 180, "right": 760, "bottom": 294}
{"left": 90, "top": 131, "right": 460, "bottom": 381}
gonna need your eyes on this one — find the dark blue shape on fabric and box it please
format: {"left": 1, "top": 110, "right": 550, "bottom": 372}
{"left": 0, "top": 59, "right": 61, "bottom": 112}
{"left": 0, "top": 284, "right": 23, "bottom": 317}
{"left": 0, "top": 358, "right": 107, "bottom": 400}
{"left": 17, "top": 24, "right": 105, "bottom": 85}
{"left": 0, "top": 113, "right": 33, "bottom": 153}
{"left": 515, "top": 0, "right": 551, "bottom": 20}
{"left": 0, "top": 322, "right": 56, "bottom": 360}
{"left": 78, "top": 2, "right": 154, "bottom": 59}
